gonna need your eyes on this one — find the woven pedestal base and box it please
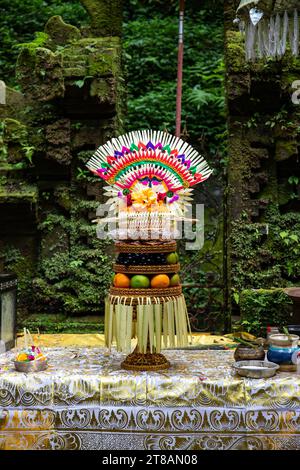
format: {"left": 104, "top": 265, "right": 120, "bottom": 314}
{"left": 279, "top": 364, "right": 296, "bottom": 372}
{"left": 121, "top": 348, "right": 170, "bottom": 371}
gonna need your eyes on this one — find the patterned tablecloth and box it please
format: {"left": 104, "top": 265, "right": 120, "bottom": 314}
{"left": 1, "top": 347, "right": 300, "bottom": 450}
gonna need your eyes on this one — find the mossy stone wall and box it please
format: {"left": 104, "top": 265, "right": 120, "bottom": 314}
{"left": 0, "top": 1, "right": 124, "bottom": 320}
{"left": 225, "top": 0, "right": 300, "bottom": 328}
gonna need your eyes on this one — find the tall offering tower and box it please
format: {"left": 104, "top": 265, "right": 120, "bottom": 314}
{"left": 87, "top": 130, "right": 212, "bottom": 370}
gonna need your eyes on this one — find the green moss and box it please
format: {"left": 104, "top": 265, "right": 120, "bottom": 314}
{"left": 230, "top": 209, "right": 300, "bottom": 291}
{"left": 0, "top": 118, "right": 32, "bottom": 163}
{"left": 0, "top": 183, "right": 38, "bottom": 203}
{"left": 17, "top": 32, "right": 50, "bottom": 56}
{"left": 80, "top": 0, "right": 123, "bottom": 36}
{"left": 225, "top": 31, "right": 249, "bottom": 73}
{"left": 61, "top": 37, "right": 121, "bottom": 79}
{"left": 54, "top": 185, "right": 71, "bottom": 211}
{"left": 16, "top": 47, "right": 64, "bottom": 101}
{"left": 1, "top": 246, "right": 36, "bottom": 313}
{"left": 44, "top": 16, "right": 81, "bottom": 45}
{"left": 3, "top": 118, "right": 27, "bottom": 143}
{"left": 90, "top": 78, "right": 111, "bottom": 101}
{"left": 0, "top": 163, "right": 26, "bottom": 171}
{"left": 275, "top": 139, "right": 298, "bottom": 161}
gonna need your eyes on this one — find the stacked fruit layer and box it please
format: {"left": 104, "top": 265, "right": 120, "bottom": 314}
{"left": 113, "top": 252, "right": 180, "bottom": 289}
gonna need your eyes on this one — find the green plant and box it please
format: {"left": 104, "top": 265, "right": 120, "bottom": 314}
{"left": 231, "top": 209, "right": 300, "bottom": 289}
{"left": 76, "top": 167, "right": 90, "bottom": 181}
{"left": 73, "top": 76, "right": 93, "bottom": 88}
{"left": 239, "top": 288, "right": 293, "bottom": 336}
{"left": 16, "top": 31, "right": 49, "bottom": 53}
{"left": 123, "top": 3, "right": 225, "bottom": 162}
{"left": 19, "top": 316, "right": 104, "bottom": 333}
{"left": 23, "top": 145, "right": 35, "bottom": 164}
{"left": 0, "top": 0, "right": 88, "bottom": 86}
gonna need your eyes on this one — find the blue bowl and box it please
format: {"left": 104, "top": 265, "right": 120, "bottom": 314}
{"left": 267, "top": 345, "right": 300, "bottom": 365}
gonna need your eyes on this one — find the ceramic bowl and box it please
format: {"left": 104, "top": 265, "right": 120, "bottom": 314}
{"left": 268, "top": 333, "right": 299, "bottom": 348}
{"left": 234, "top": 345, "right": 265, "bottom": 362}
{"left": 14, "top": 359, "right": 48, "bottom": 373}
{"left": 232, "top": 360, "right": 279, "bottom": 378}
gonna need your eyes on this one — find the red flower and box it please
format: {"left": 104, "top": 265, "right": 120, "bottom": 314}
{"left": 157, "top": 192, "right": 166, "bottom": 202}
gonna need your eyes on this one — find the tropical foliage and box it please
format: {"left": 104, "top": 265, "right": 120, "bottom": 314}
{"left": 1, "top": 0, "right": 225, "bottom": 158}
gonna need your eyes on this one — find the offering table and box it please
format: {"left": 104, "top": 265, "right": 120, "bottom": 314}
{"left": 1, "top": 347, "right": 300, "bottom": 450}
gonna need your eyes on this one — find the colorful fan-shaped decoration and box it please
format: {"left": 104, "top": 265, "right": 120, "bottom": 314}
{"left": 87, "top": 130, "right": 212, "bottom": 229}
{"left": 87, "top": 130, "right": 212, "bottom": 190}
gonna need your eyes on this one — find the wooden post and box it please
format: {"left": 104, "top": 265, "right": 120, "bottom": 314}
{"left": 175, "top": 0, "right": 185, "bottom": 138}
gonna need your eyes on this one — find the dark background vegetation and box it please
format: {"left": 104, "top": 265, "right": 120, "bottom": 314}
{"left": 0, "top": 0, "right": 226, "bottom": 332}
{"left": 1, "top": 0, "right": 225, "bottom": 158}
{"left": 4, "top": 0, "right": 298, "bottom": 336}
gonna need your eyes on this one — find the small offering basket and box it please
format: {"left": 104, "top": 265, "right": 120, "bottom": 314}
{"left": 14, "top": 328, "right": 48, "bottom": 372}
{"left": 14, "top": 358, "right": 48, "bottom": 373}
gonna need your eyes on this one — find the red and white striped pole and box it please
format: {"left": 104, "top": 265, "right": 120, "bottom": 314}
{"left": 175, "top": 0, "right": 185, "bottom": 138}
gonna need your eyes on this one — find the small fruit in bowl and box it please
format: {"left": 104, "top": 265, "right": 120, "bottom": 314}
{"left": 166, "top": 252, "right": 179, "bottom": 264}
{"left": 16, "top": 346, "right": 46, "bottom": 362}
{"left": 130, "top": 275, "right": 150, "bottom": 288}
{"left": 16, "top": 352, "right": 29, "bottom": 362}
{"left": 113, "top": 273, "right": 131, "bottom": 288}
{"left": 151, "top": 274, "right": 170, "bottom": 288}
{"left": 170, "top": 274, "right": 180, "bottom": 286}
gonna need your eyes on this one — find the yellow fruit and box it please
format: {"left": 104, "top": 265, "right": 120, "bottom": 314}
{"left": 151, "top": 274, "right": 170, "bottom": 288}
{"left": 17, "top": 353, "right": 28, "bottom": 362}
{"left": 170, "top": 274, "right": 180, "bottom": 286}
{"left": 166, "top": 252, "right": 179, "bottom": 264}
{"left": 113, "top": 273, "right": 131, "bottom": 288}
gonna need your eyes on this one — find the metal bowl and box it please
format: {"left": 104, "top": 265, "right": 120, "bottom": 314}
{"left": 14, "top": 359, "right": 48, "bottom": 373}
{"left": 232, "top": 360, "right": 279, "bottom": 378}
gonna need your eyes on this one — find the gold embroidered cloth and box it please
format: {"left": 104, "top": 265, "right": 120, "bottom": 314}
{"left": 1, "top": 347, "right": 300, "bottom": 450}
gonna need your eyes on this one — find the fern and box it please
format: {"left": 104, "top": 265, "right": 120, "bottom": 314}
{"left": 16, "top": 32, "right": 49, "bottom": 51}
{"left": 187, "top": 85, "right": 224, "bottom": 110}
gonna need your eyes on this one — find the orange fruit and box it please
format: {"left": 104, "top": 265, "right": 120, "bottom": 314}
{"left": 151, "top": 274, "right": 170, "bottom": 289}
{"left": 113, "top": 273, "right": 130, "bottom": 288}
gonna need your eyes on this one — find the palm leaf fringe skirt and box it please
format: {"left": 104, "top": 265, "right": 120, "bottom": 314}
{"left": 104, "top": 294, "right": 191, "bottom": 354}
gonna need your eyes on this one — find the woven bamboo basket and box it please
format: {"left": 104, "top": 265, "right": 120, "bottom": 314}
{"left": 115, "top": 240, "right": 177, "bottom": 254}
{"left": 113, "top": 263, "right": 180, "bottom": 274}
{"left": 109, "top": 285, "right": 182, "bottom": 298}
{"left": 108, "top": 294, "right": 183, "bottom": 306}
{"left": 121, "top": 351, "right": 170, "bottom": 371}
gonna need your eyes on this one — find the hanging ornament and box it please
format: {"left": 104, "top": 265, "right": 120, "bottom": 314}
{"left": 249, "top": 8, "right": 264, "bottom": 25}
{"left": 236, "top": 0, "right": 299, "bottom": 60}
